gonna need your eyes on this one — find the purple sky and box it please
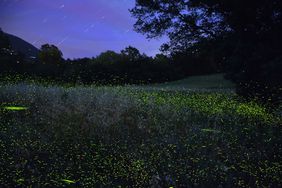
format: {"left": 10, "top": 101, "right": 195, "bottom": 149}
{"left": 0, "top": 0, "right": 167, "bottom": 59}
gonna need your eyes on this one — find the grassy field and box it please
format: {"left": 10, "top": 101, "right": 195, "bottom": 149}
{"left": 0, "top": 75, "right": 281, "bottom": 187}
{"left": 148, "top": 73, "right": 235, "bottom": 89}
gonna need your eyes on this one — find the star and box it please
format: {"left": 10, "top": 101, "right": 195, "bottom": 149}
{"left": 57, "top": 35, "right": 69, "bottom": 46}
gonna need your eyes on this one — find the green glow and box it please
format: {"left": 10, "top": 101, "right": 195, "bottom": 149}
{"left": 16, "top": 178, "right": 24, "bottom": 183}
{"left": 2, "top": 106, "right": 28, "bottom": 111}
{"left": 61, "top": 179, "right": 76, "bottom": 184}
{"left": 201, "top": 128, "right": 221, "bottom": 133}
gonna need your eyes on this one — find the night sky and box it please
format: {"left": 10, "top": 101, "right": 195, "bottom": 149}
{"left": 0, "top": 0, "right": 167, "bottom": 59}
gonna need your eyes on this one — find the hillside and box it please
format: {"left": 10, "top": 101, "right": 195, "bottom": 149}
{"left": 5, "top": 33, "right": 39, "bottom": 58}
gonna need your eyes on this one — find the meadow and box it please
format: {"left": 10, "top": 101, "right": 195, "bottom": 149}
{"left": 0, "top": 75, "right": 281, "bottom": 187}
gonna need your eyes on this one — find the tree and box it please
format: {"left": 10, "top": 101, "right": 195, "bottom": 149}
{"left": 130, "top": 0, "right": 227, "bottom": 52}
{"left": 131, "top": 0, "right": 282, "bottom": 52}
{"left": 130, "top": 0, "right": 282, "bottom": 105}
{"left": 121, "top": 46, "right": 143, "bottom": 62}
{"left": 95, "top": 50, "right": 122, "bottom": 65}
{"left": 38, "top": 44, "right": 63, "bottom": 64}
{"left": 154, "top": 54, "right": 169, "bottom": 64}
{"left": 35, "top": 44, "right": 64, "bottom": 78}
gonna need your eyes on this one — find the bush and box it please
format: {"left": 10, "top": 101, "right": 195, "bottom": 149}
{"left": 226, "top": 43, "right": 282, "bottom": 106}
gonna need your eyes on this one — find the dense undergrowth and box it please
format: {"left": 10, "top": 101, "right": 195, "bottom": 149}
{"left": 0, "top": 83, "right": 281, "bottom": 187}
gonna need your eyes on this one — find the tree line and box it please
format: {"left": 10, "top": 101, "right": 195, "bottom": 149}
{"left": 1, "top": 27, "right": 223, "bottom": 86}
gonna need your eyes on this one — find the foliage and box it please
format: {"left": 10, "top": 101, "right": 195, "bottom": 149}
{"left": 1, "top": 45, "right": 183, "bottom": 85}
{"left": 38, "top": 44, "right": 63, "bottom": 65}
{"left": 225, "top": 42, "right": 282, "bottom": 106}
{"left": 0, "top": 82, "right": 281, "bottom": 187}
{"left": 131, "top": 0, "right": 282, "bottom": 52}
{"left": 130, "top": 0, "right": 225, "bottom": 51}
{"left": 130, "top": 0, "right": 282, "bottom": 105}
{"left": 1, "top": 32, "right": 224, "bottom": 87}
{"left": 121, "top": 46, "right": 144, "bottom": 62}
{"left": 94, "top": 50, "right": 122, "bottom": 65}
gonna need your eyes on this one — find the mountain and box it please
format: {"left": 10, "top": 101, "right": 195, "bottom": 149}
{"left": 5, "top": 33, "right": 39, "bottom": 59}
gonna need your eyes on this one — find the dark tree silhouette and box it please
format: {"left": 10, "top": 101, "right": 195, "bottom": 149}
{"left": 131, "top": 0, "right": 282, "bottom": 105}
{"left": 95, "top": 50, "right": 122, "bottom": 65}
{"left": 121, "top": 46, "right": 143, "bottom": 62}
{"left": 130, "top": 0, "right": 282, "bottom": 52}
{"left": 130, "top": 1, "right": 226, "bottom": 52}
{"left": 38, "top": 44, "right": 63, "bottom": 64}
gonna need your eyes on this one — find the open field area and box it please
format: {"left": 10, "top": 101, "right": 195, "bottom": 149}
{"left": 149, "top": 74, "right": 235, "bottom": 90}
{"left": 0, "top": 75, "right": 281, "bottom": 187}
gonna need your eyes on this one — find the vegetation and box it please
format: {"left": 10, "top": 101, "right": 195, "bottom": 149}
{"left": 150, "top": 74, "right": 235, "bottom": 90}
{"left": 130, "top": 0, "right": 282, "bottom": 105}
{"left": 38, "top": 44, "right": 63, "bottom": 65}
{"left": 0, "top": 40, "right": 185, "bottom": 85}
{"left": 0, "top": 1, "right": 281, "bottom": 187}
{"left": 0, "top": 79, "right": 281, "bottom": 187}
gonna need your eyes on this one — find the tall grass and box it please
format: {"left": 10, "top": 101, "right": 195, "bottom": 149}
{"left": 0, "top": 83, "right": 281, "bottom": 187}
